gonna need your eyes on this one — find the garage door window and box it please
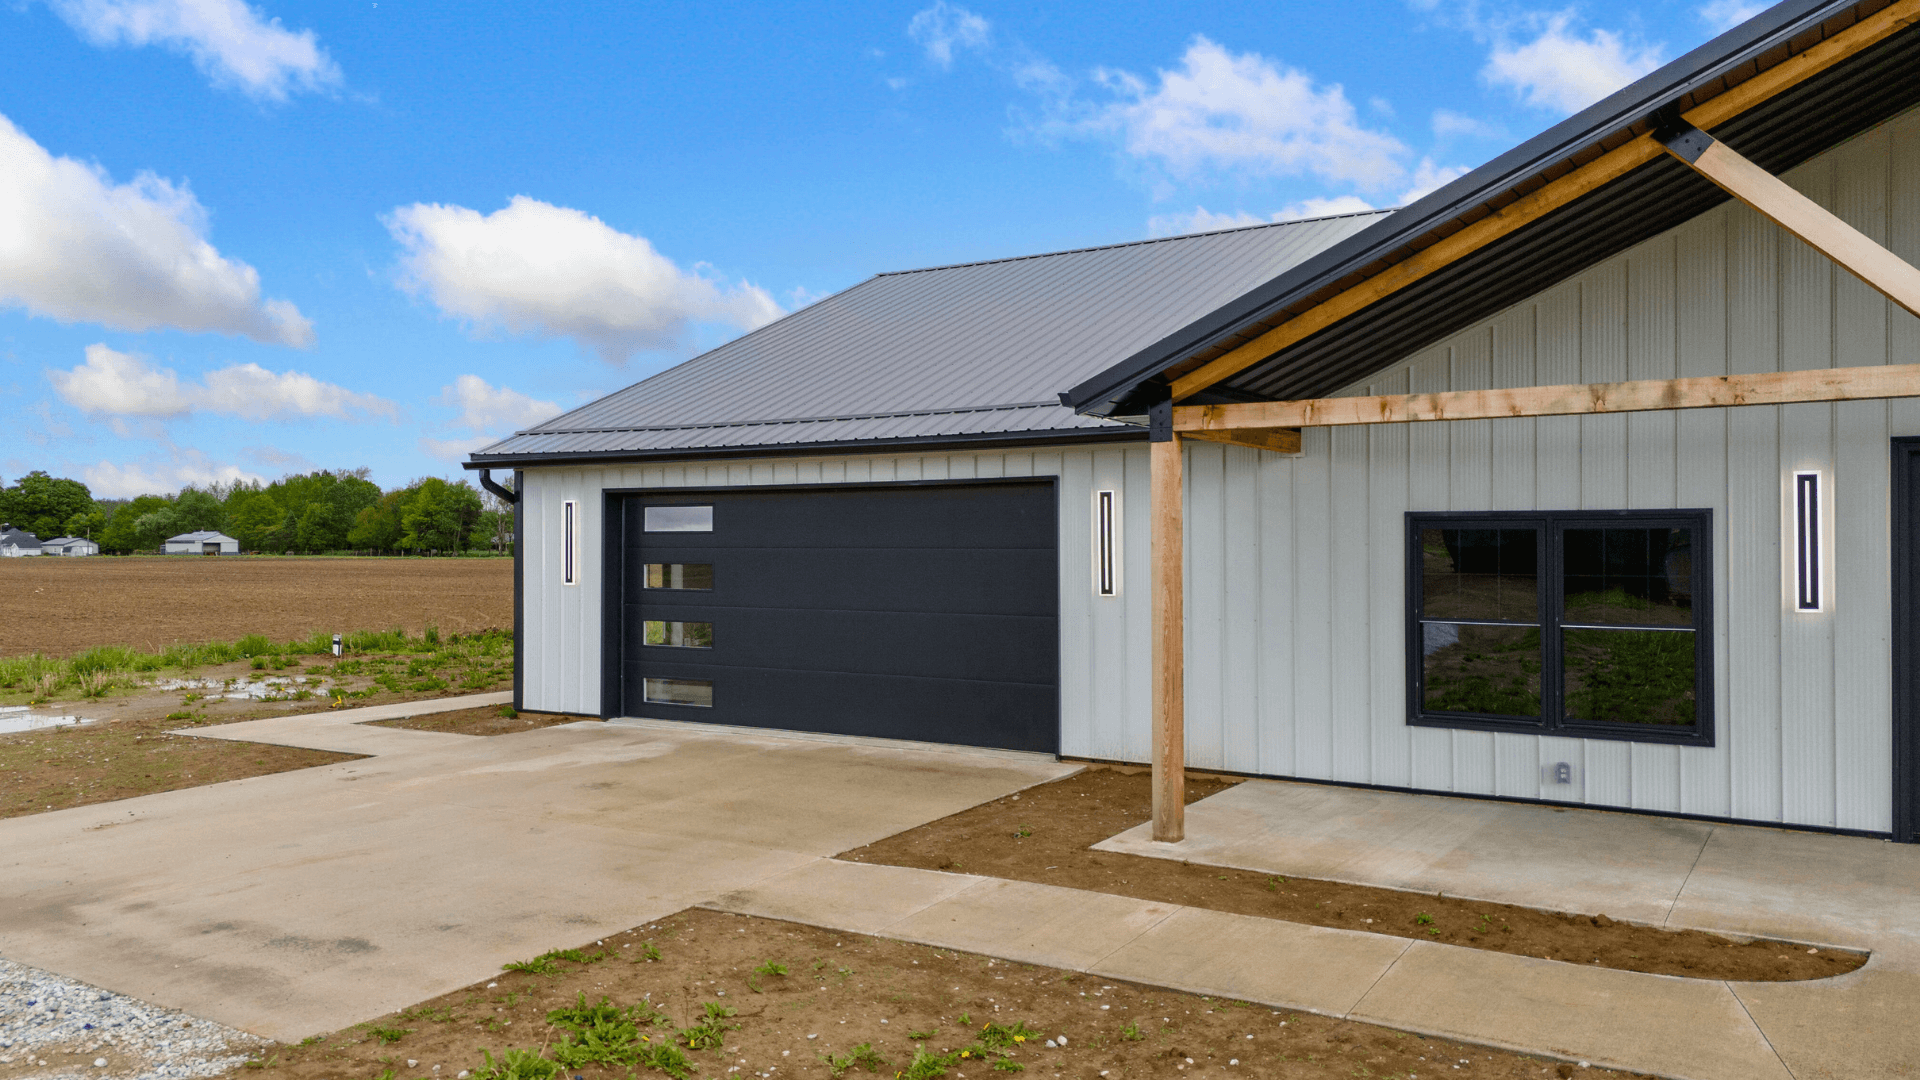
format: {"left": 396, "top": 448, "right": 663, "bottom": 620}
{"left": 645, "top": 506, "right": 713, "bottom": 532}
{"left": 644, "top": 677, "right": 712, "bottom": 707}
{"left": 1407, "top": 510, "right": 1713, "bottom": 747}
{"left": 645, "top": 563, "right": 713, "bottom": 589}
{"left": 644, "top": 620, "right": 713, "bottom": 648}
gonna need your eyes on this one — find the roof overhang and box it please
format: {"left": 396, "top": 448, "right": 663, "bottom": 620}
{"left": 1063, "top": 0, "right": 1920, "bottom": 417}
{"left": 460, "top": 426, "right": 1149, "bottom": 472}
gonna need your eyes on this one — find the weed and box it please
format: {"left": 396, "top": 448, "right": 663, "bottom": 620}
{"left": 163, "top": 711, "right": 195, "bottom": 721}
{"left": 958, "top": 1012, "right": 971, "bottom": 1026}
{"left": 371, "top": 1070, "right": 396, "bottom": 1080}
{"left": 299, "top": 1037, "right": 323, "bottom": 1047}
{"left": 1265, "top": 876, "right": 1285, "bottom": 891}
{"left": 906, "top": 1030, "right": 937, "bottom": 1041}
{"left": 1119, "top": 1022, "right": 1144, "bottom": 1042}
{"left": 975, "top": 1021, "right": 1040, "bottom": 1050}
{"left": 991, "top": 1060, "right": 1025, "bottom": 1072}
{"left": 678, "top": 1001, "right": 739, "bottom": 1051}
{"left": 501, "top": 956, "right": 563, "bottom": 977}
{"left": 753, "top": 960, "right": 789, "bottom": 976}
{"left": 631, "top": 941, "right": 662, "bottom": 963}
{"left": 474, "top": 1048, "right": 561, "bottom": 1080}
{"left": 241, "top": 1055, "right": 279, "bottom": 1069}
{"left": 1011, "top": 825, "right": 1032, "bottom": 839}
{"left": 498, "top": 705, "right": 520, "bottom": 719}
{"left": 637, "top": 1041, "right": 694, "bottom": 1079}
{"left": 365, "top": 1026, "right": 413, "bottom": 1044}
{"left": 1414, "top": 913, "right": 1435, "bottom": 926}
{"left": 820, "top": 1042, "right": 888, "bottom": 1077}
{"left": 899, "top": 1045, "right": 958, "bottom": 1080}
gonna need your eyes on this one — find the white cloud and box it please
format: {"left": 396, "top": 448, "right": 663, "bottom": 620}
{"left": 1148, "top": 195, "right": 1380, "bottom": 237}
{"left": 49, "top": 343, "right": 395, "bottom": 422}
{"left": 1483, "top": 15, "right": 1664, "bottom": 114}
{"left": 419, "top": 435, "right": 497, "bottom": 463}
{"left": 46, "top": 0, "right": 341, "bottom": 100}
{"left": 385, "top": 196, "right": 784, "bottom": 365}
{"left": 0, "top": 113, "right": 313, "bottom": 346}
{"left": 241, "top": 444, "right": 312, "bottom": 469}
{"left": 908, "top": 2, "right": 989, "bottom": 68}
{"left": 79, "top": 450, "right": 264, "bottom": 498}
{"left": 1431, "top": 109, "right": 1503, "bottom": 140}
{"left": 1400, "top": 158, "right": 1470, "bottom": 202}
{"left": 1081, "top": 37, "right": 1409, "bottom": 190}
{"left": 1697, "top": 1, "right": 1768, "bottom": 33}
{"left": 436, "top": 374, "right": 560, "bottom": 434}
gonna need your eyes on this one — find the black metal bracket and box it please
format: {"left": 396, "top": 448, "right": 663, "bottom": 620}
{"left": 1148, "top": 399, "right": 1174, "bottom": 442}
{"left": 477, "top": 468, "right": 518, "bottom": 504}
{"left": 1651, "top": 108, "right": 1713, "bottom": 163}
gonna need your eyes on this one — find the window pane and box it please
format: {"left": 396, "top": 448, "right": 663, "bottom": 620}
{"left": 644, "top": 505, "right": 713, "bottom": 532}
{"left": 1562, "top": 528, "right": 1694, "bottom": 627}
{"left": 1420, "top": 528, "right": 1538, "bottom": 621}
{"left": 645, "top": 563, "right": 713, "bottom": 590}
{"left": 1421, "top": 622, "right": 1542, "bottom": 717}
{"left": 1563, "top": 628, "right": 1697, "bottom": 725}
{"left": 643, "top": 620, "right": 713, "bottom": 648}
{"left": 643, "top": 677, "right": 712, "bottom": 707}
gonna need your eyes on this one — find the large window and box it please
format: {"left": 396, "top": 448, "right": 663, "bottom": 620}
{"left": 1407, "top": 510, "right": 1713, "bottom": 746}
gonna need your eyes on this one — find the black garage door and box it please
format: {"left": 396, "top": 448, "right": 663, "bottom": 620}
{"left": 609, "top": 481, "right": 1058, "bottom": 753}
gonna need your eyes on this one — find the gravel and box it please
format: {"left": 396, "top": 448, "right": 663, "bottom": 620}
{"left": 0, "top": 956, "right": 269, "bottom": 1080}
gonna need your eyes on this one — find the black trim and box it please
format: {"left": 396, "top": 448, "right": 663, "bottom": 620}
{"left": 1407, "top": 509, "right": 1716, "bottom": 748}
{"left": 512, "top": 469, "right": 524, "bottom": 713}
{"left": 601, "top": 492, "right": 625, "bottom": 720}
{"left": 1891, "top": 438, "right": 1920, "bottom": 842}
{"left": 1653, "top": 116, "right": 1716, "bottom": 163}
{"left": 467, "top": 427, "right": 1145, "bottom": 471}
{"left": 1795, "top": 471, "right": 1822, "bottom": 611}
{"left": 1062, "top": 0, "right": 1907, "bottom": 414}
{"left": 478, "top": 468, "right": 518, "bottom": 504}
{"left": 1061, "top": 757, "right": 1891, "bottom": 840}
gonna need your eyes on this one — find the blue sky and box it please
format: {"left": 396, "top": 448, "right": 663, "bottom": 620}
{"left": 0, "top": 0, "right": 1768, "bottom": 496}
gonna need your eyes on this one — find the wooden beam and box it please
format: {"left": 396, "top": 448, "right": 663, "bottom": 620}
{"left": 1659, "top": 120, "right": 1920, "bottom": 319}
{"left": 1175, "top": 362, "right": 1920, "bottom": 432}
{"left": 1179, "top": 427, "right": 1302, "bottom": 454}
{"left": 1150, "top": 433, "right": 1185, "bottom": 844}
{"left": 1166, "top": 0, "right": 1920, "bottom": 402}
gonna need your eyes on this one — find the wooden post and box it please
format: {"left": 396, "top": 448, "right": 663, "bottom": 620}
{"left": 1150, "top": 408, "right": 1185, "bottom": 843}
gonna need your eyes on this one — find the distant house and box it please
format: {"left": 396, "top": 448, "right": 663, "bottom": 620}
{"left": 0, "top": 527, "right": 42, "bottom": 557}
{"left": 39, "top": 536, "right": 99, "bottom": 557}
{"left": 163, "top": 530, "right": 239, "bottom": 555}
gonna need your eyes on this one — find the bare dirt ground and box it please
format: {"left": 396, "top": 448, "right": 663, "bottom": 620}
{"left": 839, "top": 768, "right": 1865, "bottom": 984}
{"left": 371, "top": 706, "right": 600, "bottom": 736}
{"left": 226, "top": 908, "right": 1639, "bottom": 1080}
{"left": 0, "top": 557, "right": 512, "bottom": 657}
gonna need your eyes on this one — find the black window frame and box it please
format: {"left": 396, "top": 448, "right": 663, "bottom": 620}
{"left": 1406, "top": 509, "right": 1715, "bottom": 748}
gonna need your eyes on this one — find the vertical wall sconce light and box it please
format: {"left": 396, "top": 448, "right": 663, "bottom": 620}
{"left": 1094, "top": 489, "right": 1119, "bottom": 596}
{"left": 563, "top": 499, "right": 577, "bottom": 586}
{"left": 1794, "top": 471, "right": 1821, "bottom": 612}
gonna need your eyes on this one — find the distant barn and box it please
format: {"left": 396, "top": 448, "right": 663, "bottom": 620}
{"left": 0, "top": 527, "right": 42, "bottom": 557}
{"left": 163, "top": 530, "right": 239, "bottom": 555}
{"left": 39, "top": 536, "right": 99, "bottom": 556}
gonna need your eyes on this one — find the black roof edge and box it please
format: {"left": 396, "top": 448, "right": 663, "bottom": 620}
{"left": 1061, "top": 0, "right": 1855, "bottom": 414}
{"left": 460, "top": 426, "right": 1148, "bottom": 471}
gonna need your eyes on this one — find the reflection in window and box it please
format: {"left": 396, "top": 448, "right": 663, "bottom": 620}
{"left": 643, "top": 678, "right": 712, "bottom": 707}
{"left": 644, "top": 620, "right": 713, "bottom": 648}
{"left": 1562, "top": 528, "right": 1693, "bottom": 627}
{"left": 1420, "top": 528, "right": 1538, "bottom": 622}
{"left": 644, "top": 505, "right": 713, "bottom": 532}
{"left": 1563, "top": 628, "right": 1696, "bottom": 726}
{"left": 1422, "top": 623, "right": 1542, "bottom": 717}
{"left": 645, "top": 563, "right": 713, "bottom": 590}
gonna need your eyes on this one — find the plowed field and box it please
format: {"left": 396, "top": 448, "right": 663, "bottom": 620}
{"left": 0, "top": 556, "right": 513, "bottom": 656}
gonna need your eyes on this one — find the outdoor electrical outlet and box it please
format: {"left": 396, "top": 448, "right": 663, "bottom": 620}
{"left": 1550, "top": 762, "right": 1573, "bottom": 784}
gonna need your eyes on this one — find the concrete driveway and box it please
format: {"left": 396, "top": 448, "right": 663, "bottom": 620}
{"left": 0, "top": 695, "right": 1076, "bottom": 1040}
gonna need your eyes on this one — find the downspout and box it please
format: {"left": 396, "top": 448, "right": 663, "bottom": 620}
{"left": 477, "top": 468, "right": 518, "bottom": 505}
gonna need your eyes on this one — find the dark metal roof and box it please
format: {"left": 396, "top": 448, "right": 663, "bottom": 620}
{"left": 1064, "top": 0, "right": 1920, "bottom": 415}
{"left": 468, "top": 211, "right": 1387, "bottom": 467}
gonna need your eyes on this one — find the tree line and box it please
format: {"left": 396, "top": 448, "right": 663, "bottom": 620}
{"left": 0, "top": 469, "right": 513, "bottom": 555}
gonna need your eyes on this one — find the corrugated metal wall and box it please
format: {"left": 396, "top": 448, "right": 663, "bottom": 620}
{"left": 520, "top": 106, "right": 1920, "bottom": 834}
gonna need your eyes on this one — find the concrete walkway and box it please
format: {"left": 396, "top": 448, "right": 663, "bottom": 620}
{"left": 0, "top": 696, "right": 1077, "bottom": 1040}
{"left": 706, "top": 779, "right": 1920, "bottom": 1080}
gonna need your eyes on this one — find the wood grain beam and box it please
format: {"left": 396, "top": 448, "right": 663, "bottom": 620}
{"left": 1167, "top": 0, "right": 1920, "bottom": 402}
{"left": 1659, "top": 120, "right": 1920, "bottom": 318}
{"left": 1179, "top": 427, "right": 1303, "bottom": 454}
{"left": 1150, "top": 434, "right": 1185, "bottom": 844}
{"left": 1175, "top": 363, "right": 1920, "bottom": 432}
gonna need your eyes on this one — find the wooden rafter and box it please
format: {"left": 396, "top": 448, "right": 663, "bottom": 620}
{"left": 1166, "top": 0, "right": 1920, "bottom": 403}
{"left": 1658, "top": 119, "right": 1920, "bottom": 319}
{"left": 1179, "top": 427, "right": 1303, "bottom": 454}
{"left": 1175, "top": 362, "right": 1920, "bottom": 433}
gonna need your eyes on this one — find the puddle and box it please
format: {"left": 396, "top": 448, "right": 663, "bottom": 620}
{"left": 0, "top": 705, "right": 95, "bottom": 735}
{"left": 145, "top": 676, "right": 339, "bottom": 701}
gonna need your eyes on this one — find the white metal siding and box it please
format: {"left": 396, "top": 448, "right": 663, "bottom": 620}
{"left": 519, "top": 107, "right": 1920, "bottom": 834}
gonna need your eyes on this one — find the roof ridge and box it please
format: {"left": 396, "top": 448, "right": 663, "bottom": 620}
{"left": 874, "top": 208, "right": 1399, "bottom": 278}
{"left": 527, "top": 400, "right": 1074, "bottom": 438}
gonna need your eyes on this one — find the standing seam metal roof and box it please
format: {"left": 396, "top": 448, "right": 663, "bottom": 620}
{"left": 469, "top": 211, "right": 1389, "bottom": 463}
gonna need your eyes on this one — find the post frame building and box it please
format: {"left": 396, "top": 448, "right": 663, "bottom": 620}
{"left": 470, "top": 0, "right": 1920, "bottom": 843}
